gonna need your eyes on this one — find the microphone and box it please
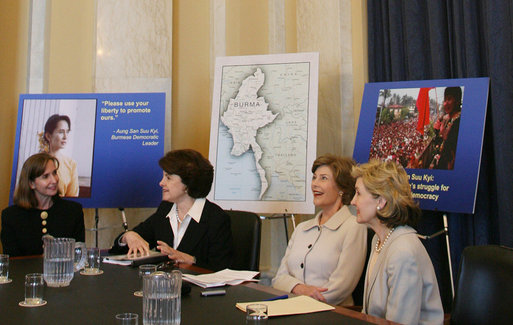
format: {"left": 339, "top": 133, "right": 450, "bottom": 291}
{"left": 119, "top": 207, "right": 128, "bottom": 232}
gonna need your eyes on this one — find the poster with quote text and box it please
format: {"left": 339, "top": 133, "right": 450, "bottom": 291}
{"left": 10, "top": 93, "right": 165, "bottom": 208}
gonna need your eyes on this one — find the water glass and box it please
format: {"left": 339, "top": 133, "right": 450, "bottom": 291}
{"left": 134, "top": 264, "right": 157, "bottom": 297}
{"left": 143, "top": 270, "right": 181, "bottom": 325}
{"left": 24, "top": 273, "right": 45, "bottom": 306}
{"left": 84, "top": 247, "right": 101, "bottom": 274}
{"left": 0, "top": 254, "right": 10, "bottom": 284}
{"left": 116, "top": 312, "right": 139, "bottom": 325}
{"left": 246, "top": 304, "right": 268, "bottom": 324}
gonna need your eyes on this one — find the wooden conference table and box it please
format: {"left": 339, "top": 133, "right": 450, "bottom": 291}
{"left": 0, "top": 256, "right": 395, "bottom": 324}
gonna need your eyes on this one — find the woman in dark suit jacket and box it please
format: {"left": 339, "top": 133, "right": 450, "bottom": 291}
{"left": 1, "top": 153, "right": 85, "bottom": 256}
{"left": 111, "top": 149, "right": 233, "bottom": 271}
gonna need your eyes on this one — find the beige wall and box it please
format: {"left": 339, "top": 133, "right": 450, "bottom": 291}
{"left": 46, "top": 1, "right": 95, "bottom": 93}
{"left": 0, "top": 0, "right": 30, "bottom": 252}
{"left": 172, "top": 0, "right": 211, "bottom": 153}
{"left": 0, "top": 1, "right": 367, "bottom": 258}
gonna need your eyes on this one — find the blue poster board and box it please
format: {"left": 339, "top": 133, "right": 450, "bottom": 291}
{"left": 10, "top": 93, "right": 165, "bottom": 208}
{"left": 353, "top": 78, "right": 489, "bottom": 213}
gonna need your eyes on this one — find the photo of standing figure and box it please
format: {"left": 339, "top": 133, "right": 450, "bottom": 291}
{"left": 14, "top": 98, "right": 96, "bottom": 198}
{"left": 40, "top": 114, "right": 79, "bottom": 196}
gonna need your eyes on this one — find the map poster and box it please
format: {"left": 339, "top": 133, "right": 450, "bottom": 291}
{"left": 353, "top": 78, "right": 489, "bottom": 214}
{"left": 208, "top": 53, "right": 319, "bottom": 214}
{"left": 10, "top": 93, "right": 165, "bottom": 208}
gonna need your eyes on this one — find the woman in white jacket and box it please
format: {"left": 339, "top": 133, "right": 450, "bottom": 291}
{"left": 272, "top": 154, "right": 367, "bottom": 306}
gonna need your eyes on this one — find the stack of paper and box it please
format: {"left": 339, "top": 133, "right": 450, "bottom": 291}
{"left": 182, "top": 269, "right": 259, "bottom": 288}
{"left": 236, "top": 295, "right": 335, "bottom": 317}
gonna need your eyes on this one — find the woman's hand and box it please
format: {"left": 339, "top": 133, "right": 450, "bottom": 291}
{"left": 122, "top": 231, "right": 150, "bottom": 256}
{"left": 291, "top": 283, "right": 328, "bottom": 302}
{"left": 157, "top": 240, "right": 195, "bottom": 264}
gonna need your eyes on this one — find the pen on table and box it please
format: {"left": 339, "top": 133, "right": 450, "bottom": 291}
{"left": 264, "top": 294, "right": 288, "bottom": 301}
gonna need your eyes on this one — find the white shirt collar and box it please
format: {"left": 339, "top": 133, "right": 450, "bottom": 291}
{"left": 187, "top": 198, "right": 206, "bottom": 223}
{"left": 166, "top": 197, "right": 206, "bottom": 224}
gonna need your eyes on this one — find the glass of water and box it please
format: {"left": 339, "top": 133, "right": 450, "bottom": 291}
{"left": 20, "top": 273, "right": 46, "bottom": 307}
{"left": 0, "top": 254, "right": 11, "bottom": 284}
{"left": 82, "top": 247, "right": 102, "bottom": 275}
{"left": 115, "top": 312, "right": 139, "bottom": 325}
{"left": 246, "top": 304, "right": 268, "bottom": 324}
{"left": 134, "top": 264, "right": 157, "bottom": 297}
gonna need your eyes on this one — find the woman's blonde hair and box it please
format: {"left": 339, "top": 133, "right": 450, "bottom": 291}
{"left": 351, "top": 160, "right": 420, "bottom": 228}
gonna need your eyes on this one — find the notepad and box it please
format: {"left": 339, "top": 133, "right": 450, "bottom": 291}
{"left": 103, "top": 250, "right": 168, "bottom": 266}
{"left": 236, "top": 295, "right": 335, "bottom": 317}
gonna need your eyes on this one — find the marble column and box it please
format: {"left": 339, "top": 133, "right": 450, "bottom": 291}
{"left": 297, "top": 0, "right": 355, "bottom": 157}
{"left": 89, "top": 0, "right": 173, "bottom": 248}
{"left": 27, "top": 0, "right": 48, "bottom": 93}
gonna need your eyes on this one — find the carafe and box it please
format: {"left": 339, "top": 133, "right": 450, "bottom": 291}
{"left": 143, "top": 270, "right": 182, "bottom": 325}
{"left": 43, "top": 237, "right": 86, "bottom": 287}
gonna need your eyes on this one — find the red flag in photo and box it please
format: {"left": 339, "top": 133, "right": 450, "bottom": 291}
{"left": 416, "top": 87, "right": 433, "bottom": 135}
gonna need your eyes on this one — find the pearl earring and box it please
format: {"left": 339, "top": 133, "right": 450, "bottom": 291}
{"left": 339, "top": 191, "right": 343, "bottom": 196}
{"left": 377, "top": 206, "right": 381, "bottom": 211}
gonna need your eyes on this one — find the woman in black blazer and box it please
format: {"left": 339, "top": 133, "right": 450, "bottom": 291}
{"left": 1, "top": 153, "right": 84, "bottom": 256}
{"left": 111, "top": 149, "right": 233, "bottom": 271}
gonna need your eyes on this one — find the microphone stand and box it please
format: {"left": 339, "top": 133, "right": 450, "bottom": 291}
{"left": 119, "top": 207, "right": 128, "bottom": 232}
{"left": 94, "top": 208, "right": 99, "bottom": 248}
{"left": 418, "top": 213, "right": 454, "bottom": 298}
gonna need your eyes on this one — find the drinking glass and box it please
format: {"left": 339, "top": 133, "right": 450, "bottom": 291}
{"left": 20, "top": 273, "right": 46, "bottom": 307}
{"left": 0, "top": 254, "right": 11, "bottom": 284}
{"left": 134, "top": 264, "right": 157, "bottom": 297}
{"left": 116, "top": 312, "right": 139, "bottom": 325}
{"left": 82, "top": 247, "right": 102, "bottom": 275}
{"left": 245, "top": 304, "right": 268, "bottom": 324}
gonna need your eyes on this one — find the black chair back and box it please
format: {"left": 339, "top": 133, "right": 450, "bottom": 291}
{"left": 225, "top": 210, "right": 261, "bottom": 271}
{"left": 352, "top": 227, "right": 375, "bottom": 307}
{"left": 451, "top": 245, "right": 513, "bottom": 325}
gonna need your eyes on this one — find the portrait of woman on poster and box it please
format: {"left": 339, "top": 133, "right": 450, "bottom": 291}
{"left": 40, "top": 114, "right": 79, "bottom": 197}
{"left": 1, "top": 153, "right": 85, "bottom": 257}
{"left": 272, "top": 154, "right": 368, "bottom": 306}
{"left": 351, "top": 160, "right": 443, "bottom": 324}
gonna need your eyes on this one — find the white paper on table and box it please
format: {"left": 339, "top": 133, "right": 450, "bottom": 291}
{"left": 182, "top": 269, "right": 259, "bottom": 288}
{"left": 236, "top": 295, "right": 335, "bottom": 317}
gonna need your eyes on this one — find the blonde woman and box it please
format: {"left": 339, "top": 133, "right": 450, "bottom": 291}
{"left": 351, "top": 160, "right": 443, "bottom": 325}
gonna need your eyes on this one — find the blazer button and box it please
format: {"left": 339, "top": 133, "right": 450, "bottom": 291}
{"left": 42, "top": 228, "right": 47, "bottom": 234}
{"left": 308, "top": 244, "right": 312, "bottom": 249}
{"left": 300, "top": 263, "right": 304, "bottom": 269}
{"left": 42, "top": 220, "right": 47, "bottom": 226}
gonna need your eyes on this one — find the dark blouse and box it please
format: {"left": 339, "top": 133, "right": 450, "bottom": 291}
{"left": 1, "top": 198, "right": 85, "bottom": 256}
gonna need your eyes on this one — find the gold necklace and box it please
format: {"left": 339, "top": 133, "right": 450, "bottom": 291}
{"left": 375, "top": 228, "right": 395, "bottom": 253}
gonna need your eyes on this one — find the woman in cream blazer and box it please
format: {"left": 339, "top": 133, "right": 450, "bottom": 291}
{"left": 272, "top": 155, "right": 367, "bottom": 306}
{"left": 351, "top": 160, "right": 443, "bottom": 325}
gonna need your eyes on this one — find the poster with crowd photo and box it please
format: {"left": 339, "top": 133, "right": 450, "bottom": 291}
{"left": 353, "top": 78, "right": 489, "bottom": 214}
{"left": 10, "top": 93, "right": 165, "bottom": 208}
